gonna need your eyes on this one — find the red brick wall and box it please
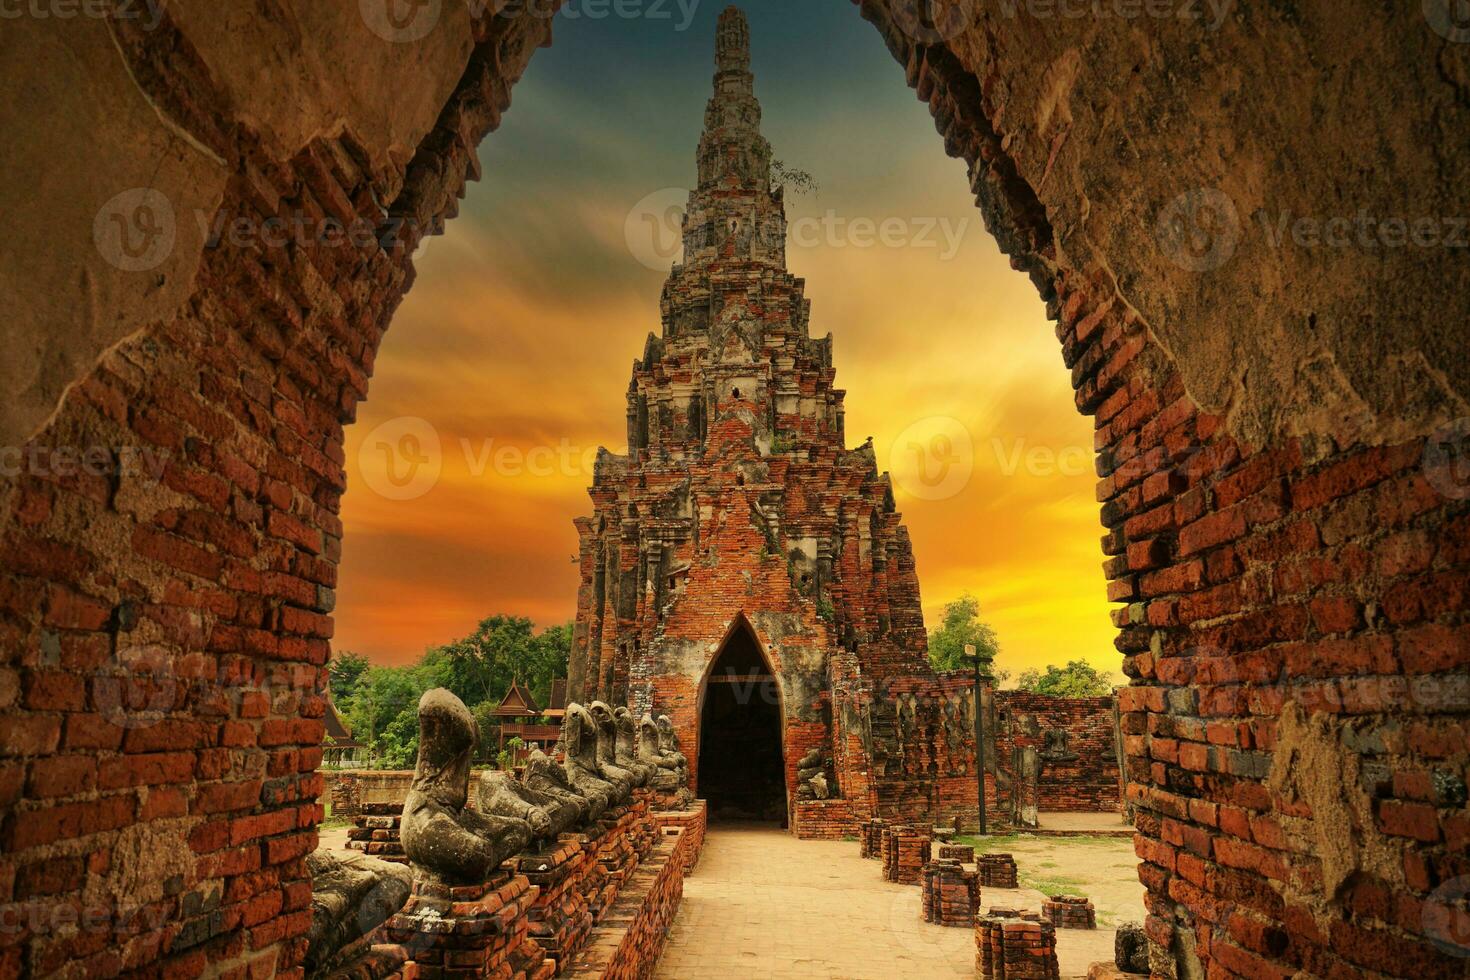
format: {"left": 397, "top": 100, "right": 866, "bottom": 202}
{"left": 994, "top": 691, "right": 1121, "bottom": 813}
{"left": 880, "top": 27, "right": 1470, "bottom": 978}
{"left": 0, "top": 8, "right": 554, "bottom": 977}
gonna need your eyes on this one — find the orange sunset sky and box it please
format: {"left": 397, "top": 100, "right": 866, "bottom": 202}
{"left": 335, "top": 2, "right": 1117, "bottom": 682}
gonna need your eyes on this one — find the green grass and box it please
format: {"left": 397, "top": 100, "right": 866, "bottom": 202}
{"left": 953, "top": 833, "right": 1025, "bottom": 855}
{"left": 1019, "top": 872, "right": 1087, "bottom": 898}
{"left": 319, "top": 800, "right": 350, "bottom": 831}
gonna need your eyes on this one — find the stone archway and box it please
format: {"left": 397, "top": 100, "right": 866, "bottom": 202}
{"left": 0, "top": 3, "right": 1466, "bottom": 978}
{"left": 696, "top": 616, "right": 788, "bottom": 825}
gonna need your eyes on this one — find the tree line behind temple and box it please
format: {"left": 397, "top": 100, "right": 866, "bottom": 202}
{"left": 328, "top": 597, "right": 1113, "bottom": 769}
{"left": 329, "top": 615, "right": 572, "bottom": 769}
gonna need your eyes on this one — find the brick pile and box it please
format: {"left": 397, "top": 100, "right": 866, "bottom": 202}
{"left": 938, "top": 844, "right": 974, "bottom": 862}
{"left": 384, "top": 870, "right": 552, "bottom": 979}
{"left": 860, "top": 818, "right": 886, "bottom": 859}
{"left": 921, "top": 859, "right": 979, "bottom": 927}
{"left": 1043, "top": 894, "right": 1097, "bottom": 929}
{"left": 346, "top": 802, "right": 407, "bottom": 864}
{"left": 881, "top": 825, "right": 932, "bottom": 885}
{"left": 977, "top": 853, "right": 1019, "bottom": 889}
{"left": 975, "top": 910, "right": 1060, "bottom": 980}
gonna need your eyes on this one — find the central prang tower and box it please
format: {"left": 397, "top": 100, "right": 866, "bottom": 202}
{"left": 569, "top": 7, "right": 971, "bottom": 836}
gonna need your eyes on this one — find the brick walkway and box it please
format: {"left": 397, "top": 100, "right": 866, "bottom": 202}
{"left": 656, "top": 825, "right": 974, "bottom": 979}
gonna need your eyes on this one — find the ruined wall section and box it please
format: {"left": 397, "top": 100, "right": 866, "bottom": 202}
{"left": 855, "top": 5, "right": 1470, "bottom": 976}
{"left": 994, "top": 691, "right": 1122, "bottom": 814}
{"left": 0, "top": 6, "right": 556, "bottom": 976}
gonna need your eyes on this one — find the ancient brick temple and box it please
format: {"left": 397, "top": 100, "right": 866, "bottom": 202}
{"left": 568, "top": 8, "right": 941, "bottom": 833}
{"left": 4, "top": 1, "right": 1466, "bottom": 976}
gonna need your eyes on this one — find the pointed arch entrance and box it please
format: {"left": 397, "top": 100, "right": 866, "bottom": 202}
{"left": 697, "top": 616, "right": 788, "bottom": 825}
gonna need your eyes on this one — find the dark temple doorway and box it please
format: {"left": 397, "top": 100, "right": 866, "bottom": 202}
{"left": 697, "top": 619, "right": 787, "bottom": 825}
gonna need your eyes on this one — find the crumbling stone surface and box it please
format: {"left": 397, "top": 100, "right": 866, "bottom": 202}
{"left": 399, "top": 689, "right": 533, "bottom": 884}
{"left": 1113, "top": 921, "right": 1150, "bottom": 975}
{"left": 303, "top": 849, "right": 412, "bottom": 978}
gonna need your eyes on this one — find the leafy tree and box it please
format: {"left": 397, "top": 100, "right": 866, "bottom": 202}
{"left": 328, "top": 651, "right": 371, "bottom": 704}
{"left": 772, "top": 159, "right": 818, "bottom": 197}
{"left": 1015, "top": 659, "right": 1115, "bottom": 697}
{"left": 336, "top": 616, "right": 572, "bottom": 769}
{"left": 927, "top": 594, "right": 1007, "bottom": 682}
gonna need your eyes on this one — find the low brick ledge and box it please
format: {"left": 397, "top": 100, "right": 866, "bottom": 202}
{"left": 562, "top": 828, "right": 687, "bottom": 979}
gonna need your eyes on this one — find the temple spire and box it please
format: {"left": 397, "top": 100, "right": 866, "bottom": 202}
{"left": 680, "top": 6, "right": 786, "bottom": 269}
{"left": 715, "top": 5, "right": 751, "bottom": 74}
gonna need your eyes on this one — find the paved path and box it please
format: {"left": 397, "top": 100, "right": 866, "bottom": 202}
{"left": 656, "top": 825, "right": 1116, "bottom": 979}
{"left": 657, "top": 826, "right": 971, "bottom": 979}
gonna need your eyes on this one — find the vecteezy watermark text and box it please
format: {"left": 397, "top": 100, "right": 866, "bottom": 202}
{"left": 995, "top": 0, "right": 1232, "bottom": 30}
{"left": 0, "top": 445, "right": 168, "bottom": 482}
{"left": 1155, "top": 187, "right": 1470, "bottom": 272}
{"left": 358, "top": 0, "right": 701, "bottom": 43}
{"left": 0, "top": 0, "right": 165, "bottom": 29}
{"left": 625, "top": 188, "right": 971, "bottom": 271}
{"left": 94, "top": 188, "right": 433, "bottom": 273}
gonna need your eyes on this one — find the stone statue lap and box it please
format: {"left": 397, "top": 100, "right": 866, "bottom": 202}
{"left": 564, "top": 702, "right": 627, "bottom": 808}
{"left": 588, "top": 701, "right": 639, "bottom": 795}
{"left": 399, "top": 688, "right": 534, "bottom": 884}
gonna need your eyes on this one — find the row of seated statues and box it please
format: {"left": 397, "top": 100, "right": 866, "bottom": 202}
{"left": 401, "top": 690, "right": 693, "bottom": 884}
{"left": 307, "top": 689, "right": 694, "bottom": 974}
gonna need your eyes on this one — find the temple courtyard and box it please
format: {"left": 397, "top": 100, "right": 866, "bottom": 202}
{"left": 654, "top": 826, "right": 1141, "bottom": 979}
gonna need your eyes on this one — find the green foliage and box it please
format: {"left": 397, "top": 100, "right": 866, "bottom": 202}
{"left": 329, "top": 651, "right": 371, "bottom": 704}
{"left": 1015, "top": 659, "right": 1115, "bottom": 697}
{"left": 770, "top": 432, "right": 794, "bottom": 454}
{"left": 771, "top": 160, "right": 818, "bottom": 197}
{"left": 927, "top": 594, "right": 1007, "bottom": 682}
{"left": 816, "top": 595, "right": 836, "bottom": 622}
{"left": 337, "top": 616, "right": 572, "bottom": 769}
{"left": 497, "top": 737, "right": 528, "bottom": 772}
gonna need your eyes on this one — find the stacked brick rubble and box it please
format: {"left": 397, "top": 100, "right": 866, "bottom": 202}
{"left": 938, "top": 844, "right": 975, "bottom": 862}
{"left": 921, "top": 858, "right": 979, "bottom": 927}
{"left": 384, "top": 870, "right": 551, "bottom": 979}
{"left": 860, "top": 818, "right": 886, "bottom": 859}
{"left": 345, "top": 802, "right": 407, "bottom": 864}
{"left": 565, "top": 5, "right": 939, "bottom": 837}
{"left": 1043, "top": 895, "right": 1097, "bottom": 929}
{"left": 977, "top": 854, "right": 1019, "bottom": 889}
{"left": 975, "top": 910, "right": 1060, "bottom": 980}
{"left": 881, "top": 824, "right": 931, "bottom": 885}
